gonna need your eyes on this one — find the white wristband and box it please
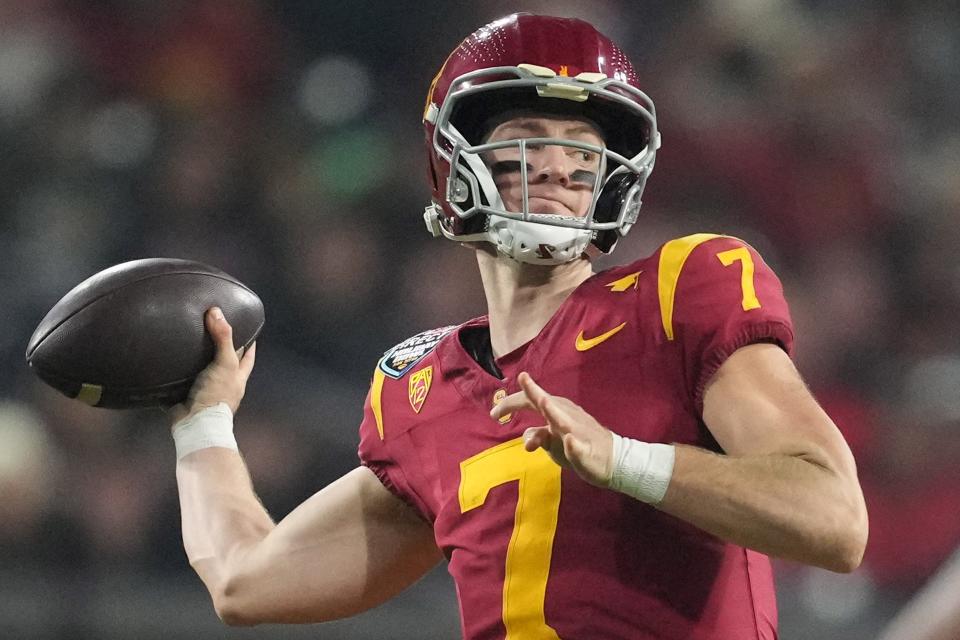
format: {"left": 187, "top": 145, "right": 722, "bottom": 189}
{"left": 172, "top": 403, "right": 237, "bottom": 461}
{"left": 608, "top": 433, "right": 676, "bottom": 505}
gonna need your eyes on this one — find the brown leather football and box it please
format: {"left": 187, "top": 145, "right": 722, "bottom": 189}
{"left": 25, "top": 259, "right": 264, "bottom": 409}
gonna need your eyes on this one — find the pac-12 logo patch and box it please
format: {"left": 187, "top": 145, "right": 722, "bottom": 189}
{"left": 408, "top": 366, "right": 433, "bottom": 413}
{"left": 379, "top": 325, "right": 456, "bottom": 379}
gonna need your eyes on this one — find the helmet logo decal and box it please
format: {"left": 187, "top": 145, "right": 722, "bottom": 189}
{"left": 423, "top": 50, "right": 458, "bottom": 121}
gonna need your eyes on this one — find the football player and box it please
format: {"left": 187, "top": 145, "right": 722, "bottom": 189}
{"left": 171, "top": 13, "right": 868, "bottom": 640}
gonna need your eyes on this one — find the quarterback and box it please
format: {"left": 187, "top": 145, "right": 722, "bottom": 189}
{"left": 171, "top": 13, "right": 868, "bottom": 640}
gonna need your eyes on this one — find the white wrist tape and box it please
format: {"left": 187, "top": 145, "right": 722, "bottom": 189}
{"left": 608, "top": 433, "right": 676, "bottom": 505}
{"left": 172, "top": 403, "right": 237, "bottom": 461}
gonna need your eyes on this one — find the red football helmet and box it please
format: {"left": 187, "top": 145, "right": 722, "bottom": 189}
{"left": 422, "top": 13, "right": 660, "bottom": 264}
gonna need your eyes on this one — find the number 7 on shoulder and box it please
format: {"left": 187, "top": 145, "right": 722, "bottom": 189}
{"left": 716, "top": 247, "right": 762, "bottom": 311}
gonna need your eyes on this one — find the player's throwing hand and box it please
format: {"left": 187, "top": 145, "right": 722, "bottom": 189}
{"left": 170, "top": 307, "right": 257, "bottom": 424}
{"left": 491, "top": 372, "right": 615, "bottom": 488}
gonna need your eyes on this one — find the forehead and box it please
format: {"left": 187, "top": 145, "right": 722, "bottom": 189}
{"left": 486, "top": 114, "right": 604, "bottom": 141}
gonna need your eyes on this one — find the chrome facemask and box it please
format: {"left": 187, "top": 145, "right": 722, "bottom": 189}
{"left": 425, "top": 65, "right": 660, "bottom": 263}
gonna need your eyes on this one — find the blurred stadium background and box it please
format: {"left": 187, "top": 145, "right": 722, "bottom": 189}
{"left": 1, "top": 0, "right": 958, "bottom": 638}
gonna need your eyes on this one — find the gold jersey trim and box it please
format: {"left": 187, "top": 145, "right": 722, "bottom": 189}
{"left": 657, "top": 233, "right": 725, "bottom": 341}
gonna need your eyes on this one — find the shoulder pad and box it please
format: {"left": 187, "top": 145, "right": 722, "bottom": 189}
{"left": 657, "top": 233, "right": 769, "bottom": 341}
{"left": 378, "top": 325, "right": 457, "bottom": 379}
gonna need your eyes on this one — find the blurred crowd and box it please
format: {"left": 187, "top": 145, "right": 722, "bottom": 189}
{"left": 1, "top": 1, "right": 958, "bottom": 638}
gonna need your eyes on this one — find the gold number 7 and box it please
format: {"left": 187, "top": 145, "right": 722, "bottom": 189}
{"left": 717, "top": 247, "right": 762, "bottom": 310}
{"left": 459, "top": 439, "right": 562, "bottom": 639}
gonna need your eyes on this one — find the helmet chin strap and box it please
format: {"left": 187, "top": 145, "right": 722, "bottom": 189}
{"left": 448, "top": 124, "right": 594, "bottom": 266}
{"left": 487, "top": 216, "right": 593, "bottom": 265}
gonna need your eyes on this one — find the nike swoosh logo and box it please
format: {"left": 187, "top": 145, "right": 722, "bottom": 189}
{"left": 575, "top": 322, "right": 627, "bottom": 351}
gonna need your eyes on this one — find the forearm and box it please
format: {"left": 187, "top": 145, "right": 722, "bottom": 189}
{"left": 176, "top": 463, "right": 442, "bottom": 625}
{"left": 176, "top": 447, "right": 275, "bottom": 595}
{"left": 656, "top": 445, "right": 867, "bottom": 572}
{"left": 164, "top": 310, "right": 442, "bottom": 625}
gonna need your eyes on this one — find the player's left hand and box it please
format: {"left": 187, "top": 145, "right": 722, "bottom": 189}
{"left": 491, "top": 372, "right": 614, "bottom": 488}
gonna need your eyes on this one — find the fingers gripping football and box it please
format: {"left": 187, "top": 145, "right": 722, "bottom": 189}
{"left": 491, "top": 372, "right": 614, "bottom": 488}
{"left": 170, "top": 308, "right": 256, "bottom": 424}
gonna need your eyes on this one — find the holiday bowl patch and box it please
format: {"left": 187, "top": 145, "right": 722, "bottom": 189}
{"left": 378, "top": 326, "right": 456, "bottom": 379}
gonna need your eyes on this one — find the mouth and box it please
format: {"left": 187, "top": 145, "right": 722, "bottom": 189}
{"left": 526, "top": 196, "right": 577, "bottom": 216}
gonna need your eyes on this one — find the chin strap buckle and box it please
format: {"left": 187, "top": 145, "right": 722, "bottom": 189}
{"left": 423, "top": 205, "right": 444, "bottom": 238}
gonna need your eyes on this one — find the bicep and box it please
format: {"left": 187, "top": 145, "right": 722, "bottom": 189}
{"left": 224, "top": 466, "right": 441, "bottom": 623}
{"left": 701, "top": 343, "right": 856, "bottom": 477}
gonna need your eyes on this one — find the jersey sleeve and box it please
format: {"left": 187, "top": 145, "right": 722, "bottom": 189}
{"left": 664, "top": 234, "right": 795, "bottom": 414}
{"left": 356, "top": 367, "right": 432, "bottom": 522}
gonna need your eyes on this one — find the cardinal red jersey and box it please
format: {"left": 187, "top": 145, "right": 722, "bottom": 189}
{"left": 358, "top": 234, "right": 794, "bottom": 640}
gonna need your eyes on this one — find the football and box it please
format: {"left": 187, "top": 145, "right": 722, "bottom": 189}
{"left": 25, "top": 259, "right": 264, "bottom": 409}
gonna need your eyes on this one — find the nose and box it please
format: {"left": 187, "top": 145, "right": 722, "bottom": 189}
{"left": 530, "top": 145, "right": 571, "bottom": 186}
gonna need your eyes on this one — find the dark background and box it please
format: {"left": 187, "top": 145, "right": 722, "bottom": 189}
{"left": 1, "top": 1, "right": 958, "bottom": 638}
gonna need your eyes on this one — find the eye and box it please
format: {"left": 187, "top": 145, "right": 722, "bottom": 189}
{"left": 575, "top": 150, "right": 597, "bottom": 163}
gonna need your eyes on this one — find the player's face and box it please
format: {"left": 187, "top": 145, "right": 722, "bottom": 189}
{"left": 483, "top": 116, "right": 603, "bottom": 218}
